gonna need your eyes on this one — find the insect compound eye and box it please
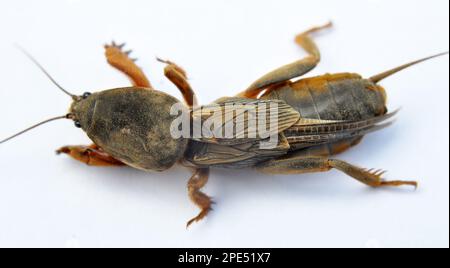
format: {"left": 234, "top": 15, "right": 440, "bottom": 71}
{"left": 82, "top": 92, "right": 92, "bottom": 99}
{"left": 74, "top": 121, "right": 82, "bottom": 128}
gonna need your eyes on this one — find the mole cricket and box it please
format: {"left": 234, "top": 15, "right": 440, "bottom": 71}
{"left": 1, "top": 22, "right": 448, "bottom": 227}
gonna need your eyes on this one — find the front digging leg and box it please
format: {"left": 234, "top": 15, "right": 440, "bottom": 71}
{"left": 104, "top": 42, "right": 153, "bottom": 88}
{"left": 56, "top": 144, "right": 125, "bottom": 166}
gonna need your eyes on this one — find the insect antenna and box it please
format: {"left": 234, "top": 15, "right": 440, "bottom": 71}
{"left": 0, "top": 114, "right": 71, "bottom": 144}
{"left": 15, "top": 44, "right": 77, "bottom": 99}
{"left": 370, "top": 51, "right": 449, "bottom": 83}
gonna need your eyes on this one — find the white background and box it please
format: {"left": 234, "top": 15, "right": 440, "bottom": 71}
{"left": 0, "top": 0, "right": 448, "bottom": 248}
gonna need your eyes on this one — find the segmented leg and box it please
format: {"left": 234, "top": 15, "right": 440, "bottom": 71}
{"left": 256, "top": 155, "right": 417, "bottom": 188}
{"left": 104, "top": 42, "right": 152, "bottom": 88}
{"left": 56, "top": 144, "right": 124, "bottom": 166}
{"left": 328, "top": 159, "right": 417, "bottom": 188}
{"left": 186, "top": 168, "right": 212, "bottom": 228}
{"left": 237, "top": 22, "right": 332, "bottom": 98}
{"left": 157, "top": 58, "right": 198, "bottom": 107}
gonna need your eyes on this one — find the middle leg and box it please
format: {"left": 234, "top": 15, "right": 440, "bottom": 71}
{"left": 157, "top": 58, "right": 198, "bottom": 107}
{"left": 186, "top": 168, "right": 213, "bottom": 227}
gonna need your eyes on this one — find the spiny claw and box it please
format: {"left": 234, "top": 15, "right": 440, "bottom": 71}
{"left": 56, "top": 147, "right": 69, "bottom": 155}
{"left": 380, "top": 179, "right": 418, "bottom": 189}
{"left": 358, "top": 166, "right": 417, "bottom": 189}
{"left": 366, "top": 168, "right": 418, "bottom": 189}
{"left": 105, "top": 41, "right": 128, "bottom": 51}
{"left": 186, "top": 218, "right": 197, "bottom": 228}
{"left": 186, "top": 208, "right": 212, "bottom": 229}
{"left": 364, "top": 167, "right": 387, "bottom": 178}
{"left": 104, "top": 42, "right": 139, "bottom": 62}
{"left": 156, "top": 57, "right": 171, "bottom": 65}
{"left": 186, "top": 199, "right": 214, "bottom": 229}
{"left": 186, "top": 213, "right": 201, "bottom": 229}
{"left": 374, "top": 169, "right": 387, "bottom": 177}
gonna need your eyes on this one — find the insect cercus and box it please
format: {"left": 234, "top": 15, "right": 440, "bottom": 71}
{"left": 1, "top": 22, "right": 448, "bottom": 227}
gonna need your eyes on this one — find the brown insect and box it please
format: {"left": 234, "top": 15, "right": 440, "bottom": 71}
{"left": 1, "top": 22, "right": 448, "bottom": 227}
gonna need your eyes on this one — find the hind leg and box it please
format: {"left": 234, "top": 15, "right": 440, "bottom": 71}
{"left": 256, "top": 155, "right": 417, "bottom": 188}
{"left": 56, "top": 144, "right": 124, "bottom": 166}
{"left": 237, "top": 22, "right": 332, "bottom": 98}
{"left": 328, "top": 159, "right": 417, "bottom": 188}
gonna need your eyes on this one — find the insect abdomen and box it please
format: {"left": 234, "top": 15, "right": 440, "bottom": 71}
{"left": 261, "top": 73, "right": 387, "bottom": 121}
